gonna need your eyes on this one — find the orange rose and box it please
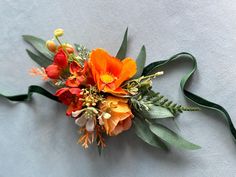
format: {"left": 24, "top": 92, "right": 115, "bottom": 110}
{"left": 88, "top": 48, "right": 137, "bottom": 95}
{"left": 99, "top": 96, "right": 133, "bottom": 136}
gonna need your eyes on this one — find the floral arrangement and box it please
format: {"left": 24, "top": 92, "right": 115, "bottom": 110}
{"left": 1, "top": 28, "right": 235, "bottom": 154}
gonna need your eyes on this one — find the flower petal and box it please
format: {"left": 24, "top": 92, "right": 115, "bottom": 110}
{"left": 86, "top": 118, "right": 95, "bottom": 132}
{"left": 111, "top": 102, "right": 131, "bottom": 114}
{"left": 103, "top": 86, "right": 127, "bottom": 95}
{"left": 66, "top": 102, "right": 83, "bottom": 116}
{"left": 111, "top": 117, "right": 132, "bottom": 136}
{"left": 89, "top": 48, "right": 108, "bottom": 75}
{"left": 75, "top": 116, "right": 87, "bottom": 127}
{"left": 111, "top": 124, "right": 123, "bottom": 136}
{"left": 121, "top": 117, "right": 132, "bottom": 131}
{"left": 114, "top": 58, "right": 137, "bottom": 88}
{"left": 105, "top": 112, "right": 121, "bottom": 134}
{"left": 70, "top": 61, "right": 82, "bottom": 74}
{"left": 55, "top": 87, "right": 69, "bottom": 96}
{"left": 69, "top": 88, "right": 81, "bottom": 96}
{"left": 72, "top": 109, "right": 85, "bottom": 118}
{"left": 106, "top": 56, "right": 123, "bottom": 77}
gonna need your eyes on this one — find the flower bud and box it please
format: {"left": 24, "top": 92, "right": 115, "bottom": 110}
{"left": 45, "top": 64, "right": 61, "bottom": 79}
{"left": 54, "top": 28, "right": 64, "bottom": 37}
{"left": 103, "top": 112, "right": 111, "bottom": 119}
{"left": 58, "top": 44, "right": 74, "bottom": 54}
{"left": 54, "top": 49, "right": 68, "bottom": 69}
{"left": 65, "top": 44, "right": 74, "bottom": 54}
{"left": 46, "top": 40, "right": 57, "bottom": 52}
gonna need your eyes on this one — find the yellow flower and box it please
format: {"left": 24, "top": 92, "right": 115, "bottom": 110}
{"left": 54, "top": 28, "right": 64, "bottom": 37}
{"left": 99, "top": 96, "right": 133, "bottom": 136}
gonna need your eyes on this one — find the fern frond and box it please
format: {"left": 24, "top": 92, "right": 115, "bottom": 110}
{"left": 131, "top": 90, "right": 200, "bottom": 115}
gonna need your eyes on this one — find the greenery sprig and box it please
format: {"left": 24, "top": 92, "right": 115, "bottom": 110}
{"left": 131, "top": 89, "right": 200, "bottom": 116}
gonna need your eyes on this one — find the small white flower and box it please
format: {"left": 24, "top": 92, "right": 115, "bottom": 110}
{"left": 74, "top": 108, "right": 98, "bottom": 132}
{"left": 99, "top": 118, "right": 104, "bottom": 125}
{"left": 72, "top": 109, "right": 85, "bottom": 118}
{"left": 97, "top": 115, "right": 104, "bottom": 125}
{"left": 103, "top": 112, "right": 111, "bottom": 119}
{"left": 87, "top": 107, "right": 99, "bottom": 114}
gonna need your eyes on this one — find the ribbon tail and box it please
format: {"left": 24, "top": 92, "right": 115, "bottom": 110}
{"left": 0, "top": 85, "right": 60, "bottom": 102}
{"left": 143, "top": 52, "right": 236, "bottom": 141}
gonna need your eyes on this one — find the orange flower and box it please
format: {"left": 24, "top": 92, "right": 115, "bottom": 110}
{"left": 99, "top": 96, "right": 133, "bottom": 136}
{"left": 55, "top": 87, "right": 83, "bottom": 116}
{"left": 88, "top": 48, "right": 136, "bottom": 94}
{"left": 66, "top": 61, "right": 86, "bottom": 87}
{"left": 66, "top": 61, "right": 94, "bottom": 87}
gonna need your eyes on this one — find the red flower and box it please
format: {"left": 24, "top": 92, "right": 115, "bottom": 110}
{"left": 45, "top": 49, "right": 68, "bottom": 79}
{"left": 66, "top": 61, "right": 94, "bottom": 87}
{"left": 45, "top": 64, "right": 61, "bottom": 79}
{"left": 55, "top": 87, "right": 83, "bottom": 116}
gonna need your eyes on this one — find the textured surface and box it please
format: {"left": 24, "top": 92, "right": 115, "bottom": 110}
{"left": 0, "top": 0, "right": 236, "bottom": 177}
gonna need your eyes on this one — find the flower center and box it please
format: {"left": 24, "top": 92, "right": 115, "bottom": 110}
{"left": 100, "top": 74, "right": 115, "bottom": 84}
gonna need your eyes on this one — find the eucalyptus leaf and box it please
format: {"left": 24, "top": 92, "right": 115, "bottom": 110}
{"left": 116, "top": 27, "right": 128, "bottom": 60}
{"left": 147, "top": 105, "right": 174, "bottom": 119}
{"left": 134, "top": 118, "right": 168, "bottom": 150}
{"left": 23, "top": 35, "right": 53, "bottom": 59}
{"left": 26, "top": 49, "right": 52, "bottom": 67}
{"left": 133, "top": 45, "right": 146, "bottom": 78}
{"left": 149, "top": 123, "right": 200, "bottom": 150}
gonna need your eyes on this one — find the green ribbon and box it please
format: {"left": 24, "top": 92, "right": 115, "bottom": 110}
{"left": 0, "top": 85, "right": 59, "bottom": 102}
{"left": 143, "top": 52, "right": 236, "bottom": 141}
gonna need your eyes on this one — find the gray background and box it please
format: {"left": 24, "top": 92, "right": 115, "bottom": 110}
{"left": 0, "top": 0, "right": 236, "bottom": 177}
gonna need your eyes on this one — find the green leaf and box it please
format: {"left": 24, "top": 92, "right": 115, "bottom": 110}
{"left": 149, "top": 123, "right": 201, "bottom": 150}
{"left": 133, "top": 45, "right": 146, "bottom": 78}
{"left": 116, "top": 27, "right": 128, "bottom": 60}
{"left": 147, "top": 105, "right": 174, "bottom": 119}
{"left": 26, "top": 49, "right": 52, "bottom": 67}
{"left": 134, "top": 118, "right": 168, "bottom": 150}
{"left": 23, "top": 35, "right": 53, "bottom": 59}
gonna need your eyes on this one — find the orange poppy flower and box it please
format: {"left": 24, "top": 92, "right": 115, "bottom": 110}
{"left": 99, "top": 96, "right": 133, "bottom": 136}
{"left": 88, "top": 48, "right": 137, "bottom": 94}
